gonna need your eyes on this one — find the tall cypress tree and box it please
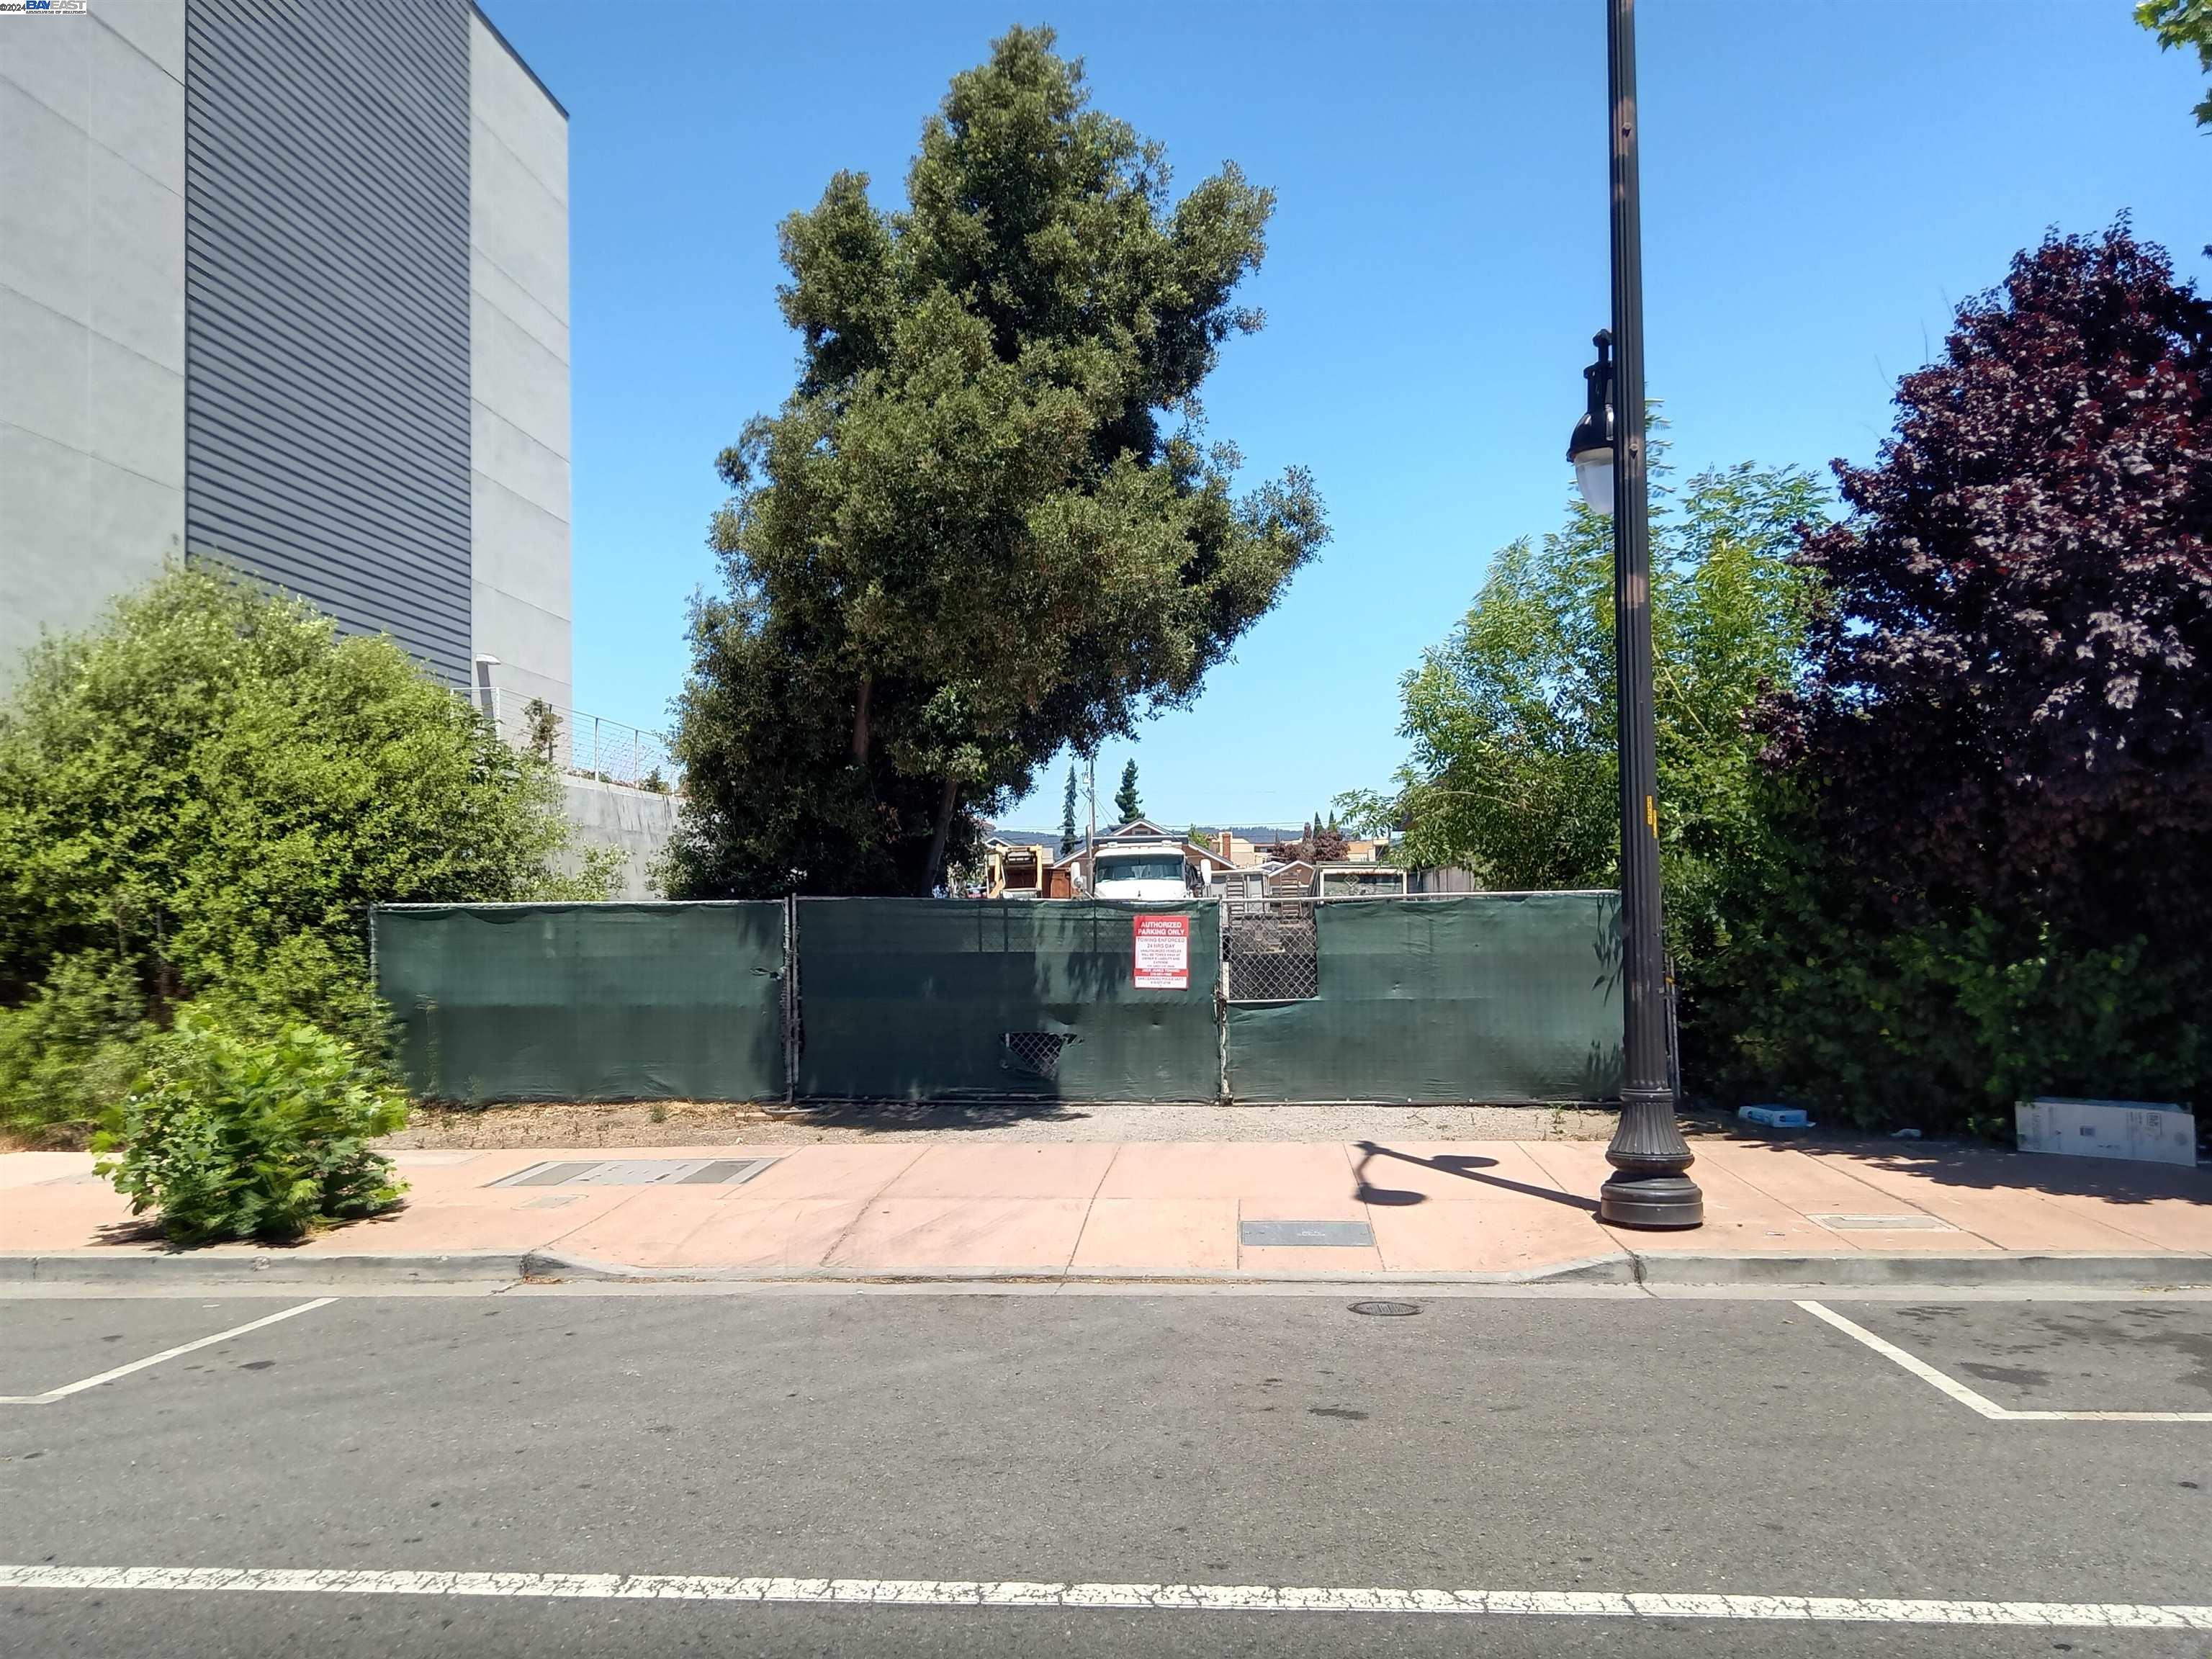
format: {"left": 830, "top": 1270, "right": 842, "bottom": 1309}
{"left": 1060, "top": 762, "right": 1079, "bottom": 854}
{"left": 1114, "top": 759, "right": 1142, "bottom": 824}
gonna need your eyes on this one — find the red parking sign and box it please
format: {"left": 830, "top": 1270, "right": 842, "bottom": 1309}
{"left": 1132, "top": 914, "right": 1190, "bottom": 989}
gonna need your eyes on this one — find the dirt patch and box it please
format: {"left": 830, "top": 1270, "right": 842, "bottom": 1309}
{"left": 379, "top": 1100, "right": 1624, "bottom": 1148}
{"left": 0, "top": 1124, "right": 93, "bottom": 1154}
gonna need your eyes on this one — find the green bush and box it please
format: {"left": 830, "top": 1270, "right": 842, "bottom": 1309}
{"left": 0, "top": 565, "right": 616, "bottom": 1135}
{"left": 0, "top": 955, "right": 149, "bottom": 1145}
{"left": 94, "top": 1010, "right": 408, "bottom": 1246}
{"left": 1691, "top": 824, "right": 2208, "bottom": 1133}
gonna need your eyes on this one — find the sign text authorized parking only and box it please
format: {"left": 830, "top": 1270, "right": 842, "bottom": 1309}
{"left": 1132, "top": 914, "right": 1190, "bottom": 990}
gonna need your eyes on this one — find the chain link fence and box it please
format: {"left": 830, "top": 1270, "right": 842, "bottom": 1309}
{"left": 1002, "top": 1030, "right": 1076, "bottom": 1080}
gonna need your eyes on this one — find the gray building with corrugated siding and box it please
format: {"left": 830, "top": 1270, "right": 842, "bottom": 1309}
{"left": 0, "top": 0, "right": 571, "bottom": 713}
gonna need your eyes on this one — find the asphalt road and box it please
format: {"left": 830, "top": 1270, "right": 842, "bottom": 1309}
{"left": 4, "top": 1289, "right": 2210, "bottom": 1656}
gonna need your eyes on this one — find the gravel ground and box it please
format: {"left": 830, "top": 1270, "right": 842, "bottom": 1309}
{"left": 378, "top": 1099, "right": 1625, "bottom": 1147}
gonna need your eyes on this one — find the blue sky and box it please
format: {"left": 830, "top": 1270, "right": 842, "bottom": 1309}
{"left": 482, "top": 0, "right": 2208, "bottom": 832}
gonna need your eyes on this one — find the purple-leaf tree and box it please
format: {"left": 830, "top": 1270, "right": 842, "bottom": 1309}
{"left": 1761, "top": 224, "right": 2212, "bottom": 950}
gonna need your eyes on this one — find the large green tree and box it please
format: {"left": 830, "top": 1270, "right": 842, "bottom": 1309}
{"left": 2137, "top": 0, "right": 2212, "bottom": 127}
{"left": 1343, "top": 457, "right": 1827, "bottom": 974}
{"left": 1718, "top": 225, "right": 2212, "bottom": 1128}
{"left": 1760, "top": 225, "right": 2212, "bottom": 956}
{"left": 667, "top": 27, "right": 1326, "bottom": 899}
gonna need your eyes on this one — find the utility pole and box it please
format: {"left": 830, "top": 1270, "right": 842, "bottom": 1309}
{"left": 1085, "top": 752, "right": 1097, "bottom": 896}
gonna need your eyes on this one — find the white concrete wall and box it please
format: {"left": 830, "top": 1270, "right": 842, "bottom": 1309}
{"left": 467, "top": 10, "right": 572, "bottom": 716}
{"left": 560, "top": 775, "right": 675, "bottom": 900}
{"left": 0, "top": 0, "right": 184, "bottom": 678}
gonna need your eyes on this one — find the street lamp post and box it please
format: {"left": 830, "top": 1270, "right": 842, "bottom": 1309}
{"left": 1567, "top": 0, "right": 1701, "bottom": 1228}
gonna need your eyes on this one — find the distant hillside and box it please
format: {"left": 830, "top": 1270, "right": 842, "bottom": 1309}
{"left": 985, "top": 822, "right": 1312, "bottom": 847}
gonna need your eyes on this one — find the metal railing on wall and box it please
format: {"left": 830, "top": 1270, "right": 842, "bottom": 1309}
{"left": 468, "top": 682, "right": 679, "bottom": 793}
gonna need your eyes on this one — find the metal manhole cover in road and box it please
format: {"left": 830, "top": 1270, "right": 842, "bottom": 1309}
{"left": 1240, "top": 1220, "right": 1376, "bottom": 1248}
{"left": 1349, "top": 1300, "right": 1422, "bottom": 1318}
{"left": 489, "top": 1158, "right": 778, "bottom": 1190}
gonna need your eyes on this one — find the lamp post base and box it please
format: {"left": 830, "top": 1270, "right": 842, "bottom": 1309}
{"left": 1601, "top": 1086, "right": 1703, "bottom": 1229}
{"left": 1599, "top": 1171, "right": 1704, "bottom": 1229}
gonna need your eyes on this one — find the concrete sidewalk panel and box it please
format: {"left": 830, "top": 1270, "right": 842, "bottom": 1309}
{"left": 2036, "top": 1191, "right": 2212, "bottom": 1253}
{"left": 541, "top": 1189, "right": 741, "bottom": 1267}
{"left": 1366, "top": 1190, "right": 1610, "bottom": 1274}
{"left": 740, "top": 1145, "right": 927, "bottom": 1200}
{"left": 1096, "top": 1141, "right": 1356, "bottom": 1201}
{"left": 826, "top": 1197, "right": 1090, "bottom": 1272}
{"left": 879, "top": 1143, "right": 1118, "bottom": 1200}
{"left": 1694, "top": 1141, "right": 1917, "bottom": 1215}
{"left": 1828, "top": 1156, "right": 2187, "bottom": 1253}
{"left": 292, "top": 1187, "right": 635, "bottom": 1253}
{"left": 0, "top": 1181, "right": 143, "bottom": 1249}
{"left": 656, "top": 1197, "right": 871, "bottom": 1270}
{"left": 1069, "top": 1199, "right": 1239, "bottom": 1272}
{"left": 0, "top": 1153, "right": 97, "bottom": 1191}
{"left": 1344, "top": 1141, "right": 1566, "bottom": 1205}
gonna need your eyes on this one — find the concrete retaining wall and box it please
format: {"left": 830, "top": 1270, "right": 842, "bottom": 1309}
{"left": 559, "top": 775, "right": 675, "bottom": 899}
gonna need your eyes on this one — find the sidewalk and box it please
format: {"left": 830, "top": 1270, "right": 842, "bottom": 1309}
{"left": 4, "top": 1136, "right": 2208, "bottom": 1286}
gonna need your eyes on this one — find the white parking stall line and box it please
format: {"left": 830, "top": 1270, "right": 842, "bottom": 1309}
{"left": 1797, "top": 1300, "right": 2212, "bottom": 1423}
{"left": 0, "top": 1298, "right": 335, "bottom": 1406}
{"left": 0, "top": 1563, "right": 2207, "bottom": 1628}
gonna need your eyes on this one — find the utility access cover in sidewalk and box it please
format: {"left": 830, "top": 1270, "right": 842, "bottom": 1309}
{"left": 489, "top": 1158, "right": 778, "bottom": 1190}
{"left": 1807, "top": 1213, "right": 1958, "bottom": 1232}
{"left": 1240, "top": 1220, "right": 1376, "bottom": 1248}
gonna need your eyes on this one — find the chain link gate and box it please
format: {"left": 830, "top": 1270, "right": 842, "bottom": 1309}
{"left": 1221, "top": 896, "right": 1321, "bottom": 1002}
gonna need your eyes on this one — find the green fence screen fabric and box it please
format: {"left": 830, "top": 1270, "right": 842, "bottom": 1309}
{"left": 371, "top": 894, "right": 1619, "bottom": 1105}
{"left": 374, "top": 903, "right": 785, "bottom": 1102}
{"left": 796, "top": 899, "right": 1220, "bottom": 1101}
{"left": 1226, "top": 894, "right": 1624, "bottom": 1103}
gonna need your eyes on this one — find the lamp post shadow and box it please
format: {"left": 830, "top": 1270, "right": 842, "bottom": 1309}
{"left": 1352, "top": 1140, "right": 1601, "bottom": 1215}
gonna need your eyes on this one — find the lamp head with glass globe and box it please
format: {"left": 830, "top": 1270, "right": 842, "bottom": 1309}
{"left": 1568, "top": 329, "right": 1616, "bottom": 516}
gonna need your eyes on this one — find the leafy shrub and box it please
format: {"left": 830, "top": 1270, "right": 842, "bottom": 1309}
{"left": 0, "top": 565, "right": 615, "bottom": 1133}
{"left": 94, "top": 1010, "right": 408, "bottom": 1246}
{"left": 0, "top": 956, "right": 148, "bottom": 1145}
{"left": 1691, "top": 811, "right": 2208, "bottom": 1133}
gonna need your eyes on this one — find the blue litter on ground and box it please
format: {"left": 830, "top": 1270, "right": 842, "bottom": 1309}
{"left": 1738, "top": 1105, "right": 1812, "bottom": 1128}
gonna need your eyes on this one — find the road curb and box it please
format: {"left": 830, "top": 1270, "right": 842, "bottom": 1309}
{"left": 512, "top": 1249, "right": 1645, "bottom": 1286}
{"left": 0, "top": 1251, "right": 531, "bottom": 1285}
{"left": 2, "top": 1248, "right": 2207, "bottom": 1290}
{"left": 1626, "top": 1251, "right": 2212, "bottom": 1288}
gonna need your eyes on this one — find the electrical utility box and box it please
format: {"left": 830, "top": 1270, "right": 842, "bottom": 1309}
{"left": 2015, "top": 1098, "right": 2198, "bottom": 1166}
